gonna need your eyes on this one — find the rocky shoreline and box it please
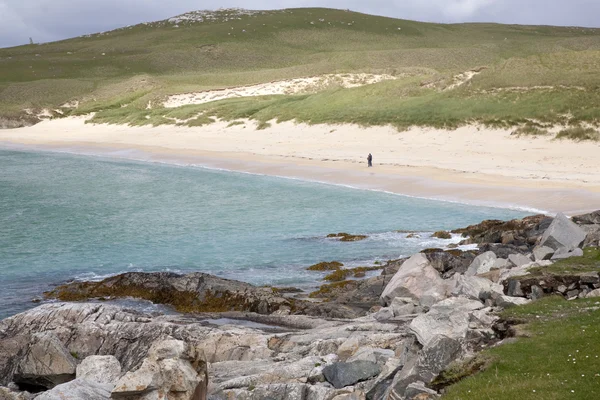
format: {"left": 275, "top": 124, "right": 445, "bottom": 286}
{"left": 1, "top": 211, "right": 599, "bottom": 399}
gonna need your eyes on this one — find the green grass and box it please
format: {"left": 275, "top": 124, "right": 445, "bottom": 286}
{"left": 526, "top": 247, "right": 600, "bottom": 277}
{"left": 443, "top": 296, "right": 600, "bottom": 399}
{"left": 3, "top": 8, "right": 600, "bottom": 129}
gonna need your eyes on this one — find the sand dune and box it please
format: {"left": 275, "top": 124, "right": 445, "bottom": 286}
{"left": 163, "top": 74, "right": 397, "bottom": 108}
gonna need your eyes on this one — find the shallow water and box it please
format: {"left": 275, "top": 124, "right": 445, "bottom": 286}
{"left": 0, "top": 149, "right": 528, "bottom": 319}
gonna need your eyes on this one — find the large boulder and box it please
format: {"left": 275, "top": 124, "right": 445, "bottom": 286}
{"left": 14, "top": 332, "right": 77, "bottom": 390}
{"left": 540, "top": 213, "right": 586, "bottom": 252}
{"left": 111, "top": 339, "right": 207, "bottom": 400}
{"left": 36, "top": 379, "right": 112, "bottom": 400}
{"left": 380, "top": 254, "right": 449, "bottom": 307}
{"left": 76, "top": 355, "right": 121, "bottom": 385}
{"left": 322, "top": 361, "right": 381, "bottom": 389}
{"left": 409, "top": 297, "right": 484, "bottom": 347}
{"left": 465, "top": 252, "right": 497, "bottom": 276}
{"left": 450, "top": 275, "right": 503, "bottom": 301}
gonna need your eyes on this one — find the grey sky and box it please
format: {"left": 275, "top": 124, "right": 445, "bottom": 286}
{"left": 1, "top": 0, "right": 599, "bottom": 48}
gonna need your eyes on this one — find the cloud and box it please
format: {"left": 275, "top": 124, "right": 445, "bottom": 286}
{"left": 1, "top": 0, "right": 599, "bottom": 48}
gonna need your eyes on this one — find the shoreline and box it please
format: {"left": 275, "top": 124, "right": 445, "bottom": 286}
{"left": 2, "top": 117, "right": 600, "bottom": 214}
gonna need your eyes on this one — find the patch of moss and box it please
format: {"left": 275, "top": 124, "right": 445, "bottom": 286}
{"left": 323, "top": 266, "right": 384, "bottom": 282}
{"left": 45, "top": 280, "right": 280, "bottom": 314}
{"left": 326, "top": 232, "right": 368, "bottom": 242}
{"left": 431, "top": 354, "right": 496, "bottom": 390}
{"left": 307, "top": 261, "right": 343, "bottom": 271}
{"left": 309, "top": 280, "right": 357, "bottom": 298}
{"left": 451, "top": 215, "right": 546, "bottom": 238}
{"left": 421, "top": 248, "right": 445, "bottom": 254}
{"left": 432, "top": 230, "right": 452, "bottom": 239}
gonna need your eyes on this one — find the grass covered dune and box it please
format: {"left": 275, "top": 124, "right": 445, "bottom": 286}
{"left": 2, "top": 8, "right": 600, "bottom": 132}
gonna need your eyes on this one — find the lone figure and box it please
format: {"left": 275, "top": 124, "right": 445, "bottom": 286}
{"left": 367, "top": 153, "right": 373, "bottom": 167}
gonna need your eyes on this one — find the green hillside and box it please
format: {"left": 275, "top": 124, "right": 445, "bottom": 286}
{"left": 2, "top": 7, "right": 600, "bottom": 131}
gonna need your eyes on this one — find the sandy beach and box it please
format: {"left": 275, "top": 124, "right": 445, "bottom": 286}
{"left": 1, "top": 116, "right": 600, "bottom": 214}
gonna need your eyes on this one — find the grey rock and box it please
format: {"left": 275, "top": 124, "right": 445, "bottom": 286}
{"left": 14, "top": 332, "right": 77, "bottom": 390}
{"left": 572, "top": 211, "right": 600, "bottom": 225}
{"left": 583, "top": 230, "right": 600, "bottom": 248}
{"left": 364, "top": 357, "right": 403, "bottom": 400}
{"left": 374, "top": 308, "right": 394, "bottom": 322}
{"left": 540, "top": 213, "right": 586, "bottom": 252}
{"left": 530, "top": 285, "right": 544, "bottom": 300}
{"left": 36, "top": 379, "right": 112, "bottom": 400}
{"left": 465, "top": 252, "right": 497, "bottom": 276}
{"left": 409, "top": 297, "right": 484, "bottom": 346}
{"left": 0, "top": 387, "right": 33, "bottom": 400}
{"left": 492, "top": 258, "right": 511, "bottom": 270}
{"left": 323, "top": 361, "right": 381, "bottom": 389}
{"left": 494, "top": 295, "right": 530, "bottom": 308}
{"left": 380, "top": 253, "right": 448, "bottom": 307}
{"left": 508, "top": 253, "right": 532, "bottom": 268}
{"left": 507, "top": 280, "right": 524, "bottom": 297}
{"left": 383, "top": 355, "right": 420, "bottom": 399}
{"left": 558, "top": 285, "right": 568, "bottom": 293}
{"left": 390, "top": 297, "right": 418, "bottom": 317}
{"left": 567, "top": 290, "right": 580, "bottom": 299}
{"left": 551, "top": 247, "right": 584, "bottom": 260}
{"left": 216, "top": 383, "right": 336, "bottom": 400}
{"left": 422, "top": 250, "right": 476, "bottom": 277}
{"left": 404, "top": 381, "right": 439, "bottom": 399}
{"left": 347, "top": 347, "right": 395, "bottom": 366}
{"left": 418, "top": 335, "right": 462, "bottom": 383}
{"left": 533, "top": 246, "right": 554, "bottom": 261}
{"left": 332, "top": 392, "right": 366, "bottom": 400}
{"left": 111, "top": 339, "right": 207, "bottom": 400}
{"left": 451, "top": 275, "right": 503, "bottom": 301}
{"left": 586, "top": 289, "right": 600, "bottom": 298}
{"left": 580, "top": 273, "right": 600, "bottom": 284}
{"left": 76, "top": 355, "right": 121, "bottom": 385}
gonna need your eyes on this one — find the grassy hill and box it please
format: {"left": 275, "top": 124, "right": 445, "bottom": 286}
{"left": 2, "top": 7, "right": 600, "bottom": 132}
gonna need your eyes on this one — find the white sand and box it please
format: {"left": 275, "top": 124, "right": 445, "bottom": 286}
{"left": 2, "top": 116, "right": 600, "bottom": 214}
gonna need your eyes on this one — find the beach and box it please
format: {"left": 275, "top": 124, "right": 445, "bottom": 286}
{"left": 2, "top": 116, "right": 600, "bottom": 214}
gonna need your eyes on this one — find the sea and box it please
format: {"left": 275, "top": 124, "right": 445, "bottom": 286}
{"left": 0, "top": 149, "right": 531, "bottom": 319}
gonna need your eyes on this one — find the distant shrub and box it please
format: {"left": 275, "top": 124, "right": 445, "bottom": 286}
{"left": 511, "top": 123, "right": 550, "bottom": 137}
{"left": 555, "top": 126, "right": 600, "bottom": 141}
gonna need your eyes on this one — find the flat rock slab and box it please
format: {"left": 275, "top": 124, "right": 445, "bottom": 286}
{"left": 323, "top": 360, "right": 381, "bottom": 389}
{"left": 36, "top": 379, "right": 112, "bottom": 400}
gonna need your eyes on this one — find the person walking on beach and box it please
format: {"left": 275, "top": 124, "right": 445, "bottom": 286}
{"left": 367, "top": 153, "right": 373, "bottom": 167}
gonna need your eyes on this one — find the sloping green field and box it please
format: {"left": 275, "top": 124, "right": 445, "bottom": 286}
{"left": 2, "top": 8, "right": 600, "bottom": 130}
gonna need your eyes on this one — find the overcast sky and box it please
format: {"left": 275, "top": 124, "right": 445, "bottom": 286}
{"left": 1, "top": 0, "right": 599, "bottom": 48}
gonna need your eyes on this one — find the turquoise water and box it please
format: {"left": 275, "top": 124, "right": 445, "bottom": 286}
{"left": 0, "top": 149, "right": 528, "bottom": 319}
